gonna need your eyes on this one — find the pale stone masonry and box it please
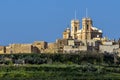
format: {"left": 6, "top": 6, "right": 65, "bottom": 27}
{"left": 32, "top": 41, "right": 48, "bottom": 53}
{"left": 4, "top": 41, "right": 48, "bottom": 54}
{"left": 63, "top": 18, "right": 102, "bottom": 40}
{"left": 64, "top": 45, "right": 87, "bottom": 53}
{"left": 99, "top": 41, "right": 119, "bottom": 53}
{"left": 6, "top": 44, "right": 33, "bottom": 54}
{"left": 44, "top": 43, "right": 57, "bottom": 53}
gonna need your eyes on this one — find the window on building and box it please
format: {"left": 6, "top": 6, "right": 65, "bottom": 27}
{"left": 75, "top": 27, "right": 77, "bottom": 31}
{"left": 60, "top": 42, "right": 62, "bottom": 45}
{"left": 87, "top": 24, "right": 89, "bottom": 30}
{"left": 60, "top": 47, "right": 63, "bottom": 49}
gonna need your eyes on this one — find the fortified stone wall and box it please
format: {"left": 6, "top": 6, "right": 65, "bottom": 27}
{"left": 6, "top": 44, "right": 33, "bottom": 54}
{"left": 100, "top": 44, "right": 119, "bottom": 53}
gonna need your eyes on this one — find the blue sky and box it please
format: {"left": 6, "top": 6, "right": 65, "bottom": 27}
{"left": 0, "top": 0, "right": 120, "bottom": 45}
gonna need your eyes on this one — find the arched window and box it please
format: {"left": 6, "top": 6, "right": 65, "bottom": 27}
{"left": 87, "top": 24, "right": 89, "bottom": 30}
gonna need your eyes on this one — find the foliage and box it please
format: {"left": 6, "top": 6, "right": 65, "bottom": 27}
{"left": 0, "top": 51, "right": 119, "bottom": 65}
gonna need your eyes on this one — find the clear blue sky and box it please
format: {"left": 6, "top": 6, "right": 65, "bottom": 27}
{"left": 0, "top": 0, "right": 120, "bottom": 45}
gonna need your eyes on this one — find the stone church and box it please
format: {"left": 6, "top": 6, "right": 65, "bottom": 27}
{"left": 63, "top": 17, "right": 102, "bottom": 40}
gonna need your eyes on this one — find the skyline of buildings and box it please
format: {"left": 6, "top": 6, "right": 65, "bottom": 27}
{"left": 0, "top": 14, "right": 120, "bottom": 55}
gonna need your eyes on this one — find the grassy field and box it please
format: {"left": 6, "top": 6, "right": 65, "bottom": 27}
{"left": 0, "top": 64, "right": 120, "bottom": 80}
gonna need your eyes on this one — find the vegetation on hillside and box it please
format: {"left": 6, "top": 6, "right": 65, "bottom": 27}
{"left": 0, "top": 51, "right": 119, "bottom": 65}
{"left": 0, "top": 51, "right": 120, "bottom": 80}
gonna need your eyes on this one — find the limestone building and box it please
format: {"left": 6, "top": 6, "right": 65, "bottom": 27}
{"left": 63, "top": 18, "right": 102, "bottom": 40}
{"left": 32, "top": 41, "right": 48, "bottom": 53}
{"left": 62, "top": 17, "right": 103, "bottom": 53}
{"left": 56, "top": 39, "right": 68, "bottom": 53}
{"left": 100, "top": 41, "right": 119, "bottom": 53}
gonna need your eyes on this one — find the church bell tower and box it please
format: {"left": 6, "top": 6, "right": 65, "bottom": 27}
{"left": 82, "top": 18, "right": 93, "bottom": 40}
{"left": 71, "top": 11, "right": 80, "bottom": 39}
{"left": 71, "top": 20, "right": 80, "bottom": 39}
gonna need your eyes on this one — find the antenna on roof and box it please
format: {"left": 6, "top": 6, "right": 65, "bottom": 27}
{"left": 86, "top": 8, "right": 88, "bottom": 18}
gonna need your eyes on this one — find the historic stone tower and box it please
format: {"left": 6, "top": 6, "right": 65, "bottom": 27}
{"left": 82, "top": 18, "right": 92, "bottom": 40}
{"left": 71, "top": 20, "right": 80, "bottom": 39}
